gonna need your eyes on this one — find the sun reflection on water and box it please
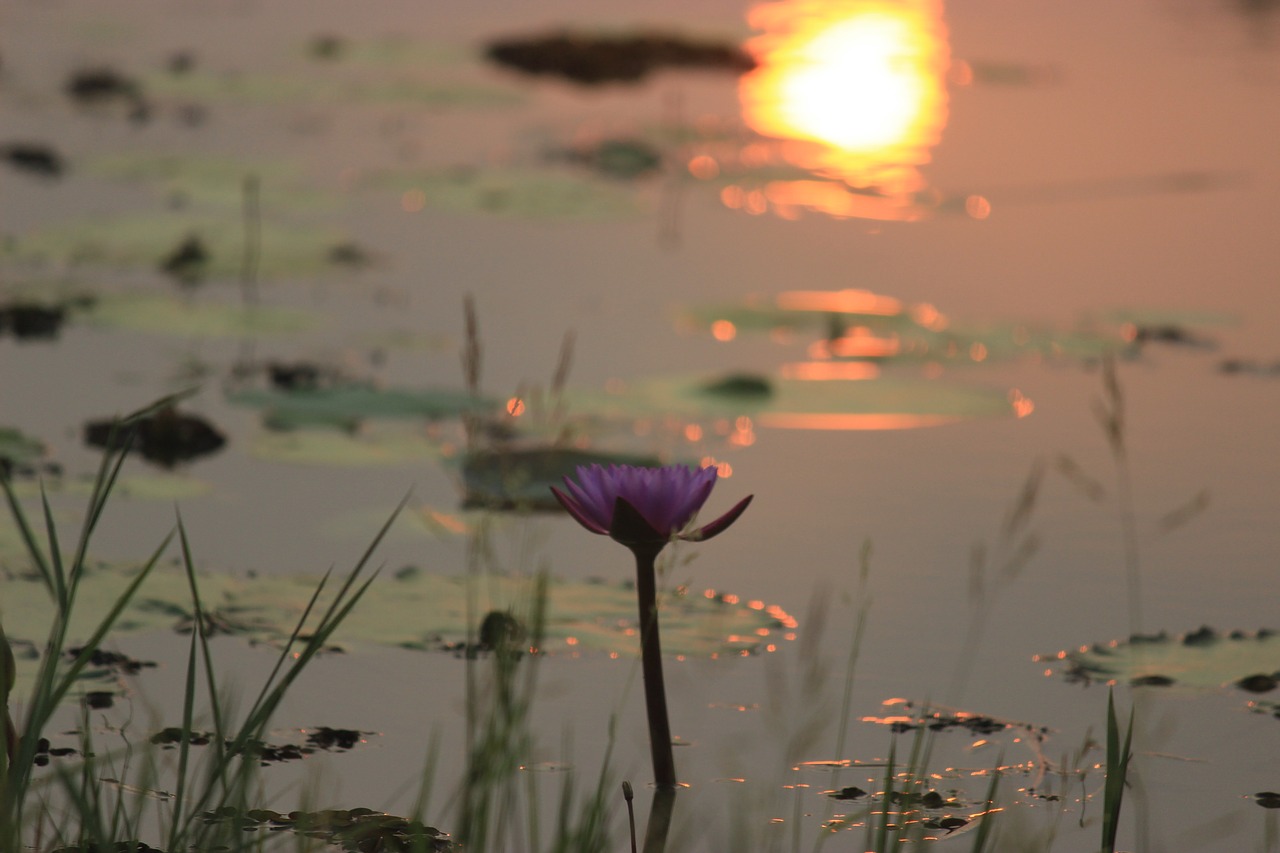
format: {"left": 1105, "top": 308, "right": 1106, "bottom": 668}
{"left": 737, "top": 0, "right": 950, "bottom": 218}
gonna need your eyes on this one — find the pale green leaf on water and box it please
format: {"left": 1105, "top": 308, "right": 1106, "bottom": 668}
{"left": 366, "top": 167, "right": 643, "bottom": 220}
{"left": 83, "top": 292, "right": 321, "bottom": 337}
{"left": 248, "top": 426, "right": 444, "bottom": 467}
{"left": 229, "top": 385, "right": 497, "bottom": 429}
{"left": 3, "top": 212, "right": 346, "bottom": 280}
{"left": 86, "top": 152, "right": 335, "bottom": 212}
{"left": 1047, "top": 627, "right": 1280, "bottom": 690}
{"left": 143, "top": 69, "right": 522, "bottom": 109}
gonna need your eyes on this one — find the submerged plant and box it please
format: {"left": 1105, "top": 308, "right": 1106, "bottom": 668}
{"left": 551, "top": 464, "right": 752, "bottom": 790}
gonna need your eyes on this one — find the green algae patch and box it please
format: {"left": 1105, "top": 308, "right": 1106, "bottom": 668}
{"left": 457, "top": 446, "right": 666, "bottom": 510}
{"left": 1040, "top": 627, "right": 1280, "bottom": 690}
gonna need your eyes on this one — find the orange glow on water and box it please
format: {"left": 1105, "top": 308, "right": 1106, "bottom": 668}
{"left": 780, "top": 361, "right": 881, "bottom": 380}
{"left": 506, "top": 396, "right": 525, "bottom": 416}
{"left": 760, "top": 412, "right": 963, "bottom": 430}
{"left": 740, "top": 0, "right": 950, "bottom": 211}
{"left": 776, "top": 288, "right": 903, "bottom": 316}
{"left": 711, "top": 319, "right": 738, "bottom": 341}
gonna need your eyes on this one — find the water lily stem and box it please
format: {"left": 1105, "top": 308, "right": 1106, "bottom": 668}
{"left": 634, "top": 547, "right": 677, "bottom": 789}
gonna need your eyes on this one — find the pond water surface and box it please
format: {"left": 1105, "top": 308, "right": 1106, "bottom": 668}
{"left": 3, "top": 0, "right": 1280, "bottom": 850}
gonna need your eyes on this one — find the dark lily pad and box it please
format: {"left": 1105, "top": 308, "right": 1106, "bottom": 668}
{"left": 0, "top": 301, "right": 67, "bottom": 339}
{"left": 484, "top": 30, "right": 755, "bottom": 85}
{"left": 457, "top": 446, "right": 664, "bottom": 510}
{"left": 84, "top": 406, "right": 226, "bottom": 468}
{"left": 1, "top": 142, "right": 65, "bottom": 178}
{"left": 1040, "top": 627, "right": 1280, "bottom": 690}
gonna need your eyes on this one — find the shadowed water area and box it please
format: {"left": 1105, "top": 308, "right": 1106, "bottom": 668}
{"left": 2, "top": 0, "right": 1280, "bottom": 850}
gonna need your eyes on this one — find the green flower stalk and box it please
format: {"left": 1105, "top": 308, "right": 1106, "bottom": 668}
{"left": 552, "top": 464, "right": 752, "bottom": 788}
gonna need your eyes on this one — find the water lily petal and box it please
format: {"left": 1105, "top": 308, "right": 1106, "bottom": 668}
{"left": 682, "top": 494, "right": 753, "bottom": 542}
{"left": 550, "top": 485, "right": 610, "bottom": 535}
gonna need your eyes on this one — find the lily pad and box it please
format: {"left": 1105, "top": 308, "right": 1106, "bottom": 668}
{"left": 365, "top": 167, "right": 643, "bottom": 220}
{"left": 249, "top": 427, "right": 444, "bottom": 467}
{"left": 0, "top": 427, "right": 45, "bottom": 467}
{"left": 3, "top": 212, "right": 347, "bottom": 280}
{"left": 1040, "top": 627, "right": 1280, "bottom": 690}
{"left": 87, "top": 152, "right": 333, "bottom": 212}
{"left": 457, "top": 446, "right": 665, "bottom": 510}
{"left": 83, "top": 292, "right": 320, "bottom": 337}
{"left": 0, "top": 562, "right": 795, "bottom": 695}
{"left": 571, "top": 373, "right": 1023, "bottom": 430}
{"left": 142, "top": 68, "right": 521, "bottom": 109}
{"left": 228, "top": 385, "right": 496, "bottom": 429}
{"left": 678, "top": 297, "right": 1128, "bottom": 365}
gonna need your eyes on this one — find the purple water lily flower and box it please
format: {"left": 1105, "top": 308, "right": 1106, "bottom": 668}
{"left": 551, "top": 462, "right": 752, "bottom": 789}
{"left": 551, "top": 463, "right": 752, "bottom": 552}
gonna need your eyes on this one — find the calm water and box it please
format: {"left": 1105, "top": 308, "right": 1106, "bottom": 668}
{"left": 3, "top": 0, "right": 1280, "bottom": 850}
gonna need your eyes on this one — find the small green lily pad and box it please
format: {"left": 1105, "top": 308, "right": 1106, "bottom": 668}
{"left": 1042, "top": 627, "right": 1280, "bottom": 690}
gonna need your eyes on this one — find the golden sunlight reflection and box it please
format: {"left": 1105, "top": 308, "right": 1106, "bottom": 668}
{"left": 738, "top": 0, "right": 950, "bottom": 218}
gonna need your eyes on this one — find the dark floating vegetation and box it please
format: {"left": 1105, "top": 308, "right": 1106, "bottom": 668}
{"left": 150, "top": 726, "right": 369, "bottom": 765}
{"left": 484, "top": 30, "right": 756, "bottom": 85}
{"left": 199, "top": 806, "right": 452, "bottom": 852}
{"left": 83, "top": 406, "right": 227, "bottom": 468}
{"left": 558, "top": 137, "right": 664, "bottom": 180}
{"left": 1, "top": 142, "right": 65, "bottom": 178}
{"left": 65, "top": 66, "right": 150, "bottom": 122}
{"left": 67, "top": 647, "right": 157, "bottom": 678}
{"left": 863, "top": 700, "right": 1046, "bottom": 738}
{"left": 158, "top": 233, "right": 211, "bottom": 286}
{"left": 1041, "top": 626, "right": 1280, "bottom": 691}
{"left": 0, "top": 301, "right": 68, "bottom": 340}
